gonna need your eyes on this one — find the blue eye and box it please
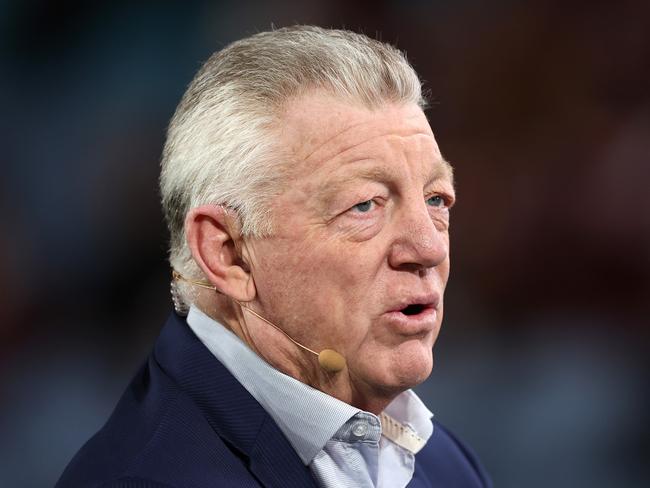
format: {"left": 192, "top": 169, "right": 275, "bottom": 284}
{"left": 426, "top": 195, "right": 445, "bottom": 208}
{"left": 352, "top": 200, "right": 374, "bottom": 213}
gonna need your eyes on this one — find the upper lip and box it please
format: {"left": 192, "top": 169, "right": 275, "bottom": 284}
{"left": 386, "top": 293, "right": 440, "bottom": 313}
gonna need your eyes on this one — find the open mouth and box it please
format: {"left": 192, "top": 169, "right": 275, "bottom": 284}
{"left": 386, "top": 298, "right": 438, "bottom": 332}
{"left": 400, "top": 304, "right": 428, "bottom": 316}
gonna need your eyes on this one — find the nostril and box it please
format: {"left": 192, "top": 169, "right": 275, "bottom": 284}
{"left": 401, "top": 304, "right": 424, "bottom": 315}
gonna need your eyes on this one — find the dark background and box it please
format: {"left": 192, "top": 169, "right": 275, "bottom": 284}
{"left": 2, "top": 1, "right": 649, "bottom": 486}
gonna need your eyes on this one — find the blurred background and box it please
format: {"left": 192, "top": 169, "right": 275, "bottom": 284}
{"left": 1, "top": 1, "right": 649, "bottom": 486}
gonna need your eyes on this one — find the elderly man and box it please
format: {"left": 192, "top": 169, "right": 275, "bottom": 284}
{"left": 58, "top": 26, "right": 491, "bottom": 488}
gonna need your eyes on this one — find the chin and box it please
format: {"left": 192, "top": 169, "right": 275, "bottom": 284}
{"left": 393, "top": 344, "right": 434, "bottom": 387}
{"left": 366, "top": 341, "right": 434, "bottom": 394}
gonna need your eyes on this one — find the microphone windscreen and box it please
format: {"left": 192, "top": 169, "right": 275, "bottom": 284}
{"left": 318, "top": 349, "right": 346, "bottom": 373}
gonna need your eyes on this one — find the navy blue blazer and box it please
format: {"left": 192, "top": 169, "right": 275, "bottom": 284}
{"left": 57, "top": 312, "right": 491, "bottom": 487}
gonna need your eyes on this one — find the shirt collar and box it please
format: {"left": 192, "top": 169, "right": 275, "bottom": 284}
{"left": 384, "top": 389, "right": 434, "bottom": 441}
{"left": 186, "top": 305, "right": 433, "bottom": 463}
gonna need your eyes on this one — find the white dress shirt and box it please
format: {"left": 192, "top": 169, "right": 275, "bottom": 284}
{"left": 187, "top": 305, "right": 434, "bottom": 488}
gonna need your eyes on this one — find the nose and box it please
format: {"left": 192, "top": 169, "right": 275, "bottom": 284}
{"left": 387, "top": 198, "right": 448, "bottom": 272}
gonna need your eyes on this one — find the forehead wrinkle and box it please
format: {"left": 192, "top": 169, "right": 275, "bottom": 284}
{"left": 301, "top": 118, "right": 371, "bottom": 163}
{"left": 325, "top": 165, "right": 396, "bottom": 193}
{"left": 302, "top": 125, "right": 433, "bottom": 166}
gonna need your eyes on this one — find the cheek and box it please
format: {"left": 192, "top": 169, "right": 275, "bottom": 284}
{"left": 252, "top": 240, "right": 318, "bottom": 302}
{"left": 250, "top": 238, "right": 348, "bottom": 316}
{"left": 250, "top": 225, "right": 403, "bottom": 348}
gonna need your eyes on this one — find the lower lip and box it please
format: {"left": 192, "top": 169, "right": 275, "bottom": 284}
{"left": 383, "top": 307, "right": 438, "bottom": 335}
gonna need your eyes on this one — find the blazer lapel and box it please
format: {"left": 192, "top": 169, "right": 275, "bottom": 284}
{"left": 154, "top": 312, "right": 318, "bottom": 488}
{"left": 248, "top": 415, "right": 318, "bottom": 488}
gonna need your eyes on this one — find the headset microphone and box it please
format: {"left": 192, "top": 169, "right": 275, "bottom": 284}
{"left": 172, "top": 271, "right": 346, "bottom": 373}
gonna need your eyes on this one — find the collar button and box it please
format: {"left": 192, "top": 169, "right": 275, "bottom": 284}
{"left": 352, "top": 422, "right": 368, "bottom": 438}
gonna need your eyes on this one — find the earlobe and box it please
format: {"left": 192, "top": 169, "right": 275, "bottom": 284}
{"left": 185, "top": 205, "right": 256, "bottom": 302}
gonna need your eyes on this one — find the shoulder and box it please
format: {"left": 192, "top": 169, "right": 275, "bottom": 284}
{"left": 412, "top": 420, "right": 492, "bottom": 488}
{"left": 56, "top": 356, "right": 260, "bottom": 488}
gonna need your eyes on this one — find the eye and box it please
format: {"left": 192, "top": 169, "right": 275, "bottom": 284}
{"left": 351, "top": 200, "right": 374, "bottom": 213}
{"left": 426, "top": 195, "right": 445, "bottom": 208}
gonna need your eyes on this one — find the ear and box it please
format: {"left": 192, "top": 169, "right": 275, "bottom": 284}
{"left": 185, "top": 205, "right": 256, "bottom": 302}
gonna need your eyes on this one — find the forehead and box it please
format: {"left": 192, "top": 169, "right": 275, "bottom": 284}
{"left": 281, "top": 94, "right": 430, "bottom": 158}
{"left": 278, "top": 93, "right": 452, "bottom": 183}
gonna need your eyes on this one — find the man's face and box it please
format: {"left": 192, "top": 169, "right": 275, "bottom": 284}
{"left": 245, "top": 93, "right": 455, "bottom": 399}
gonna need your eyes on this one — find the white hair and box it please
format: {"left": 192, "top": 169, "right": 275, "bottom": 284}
{"left": 160, "top": 25, "right": 426, "bottom": 309}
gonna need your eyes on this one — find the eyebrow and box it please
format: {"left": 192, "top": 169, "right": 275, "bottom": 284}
{"left": 319, "top": 158, "right": 455, "bottom": 203}
{"left": 430, "top": 158, "right": 455, "bottom": 187}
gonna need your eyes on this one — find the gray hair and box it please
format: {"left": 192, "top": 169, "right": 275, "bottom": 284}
{"left": 160, "top": 25, "right": 426, "bottom": 309}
